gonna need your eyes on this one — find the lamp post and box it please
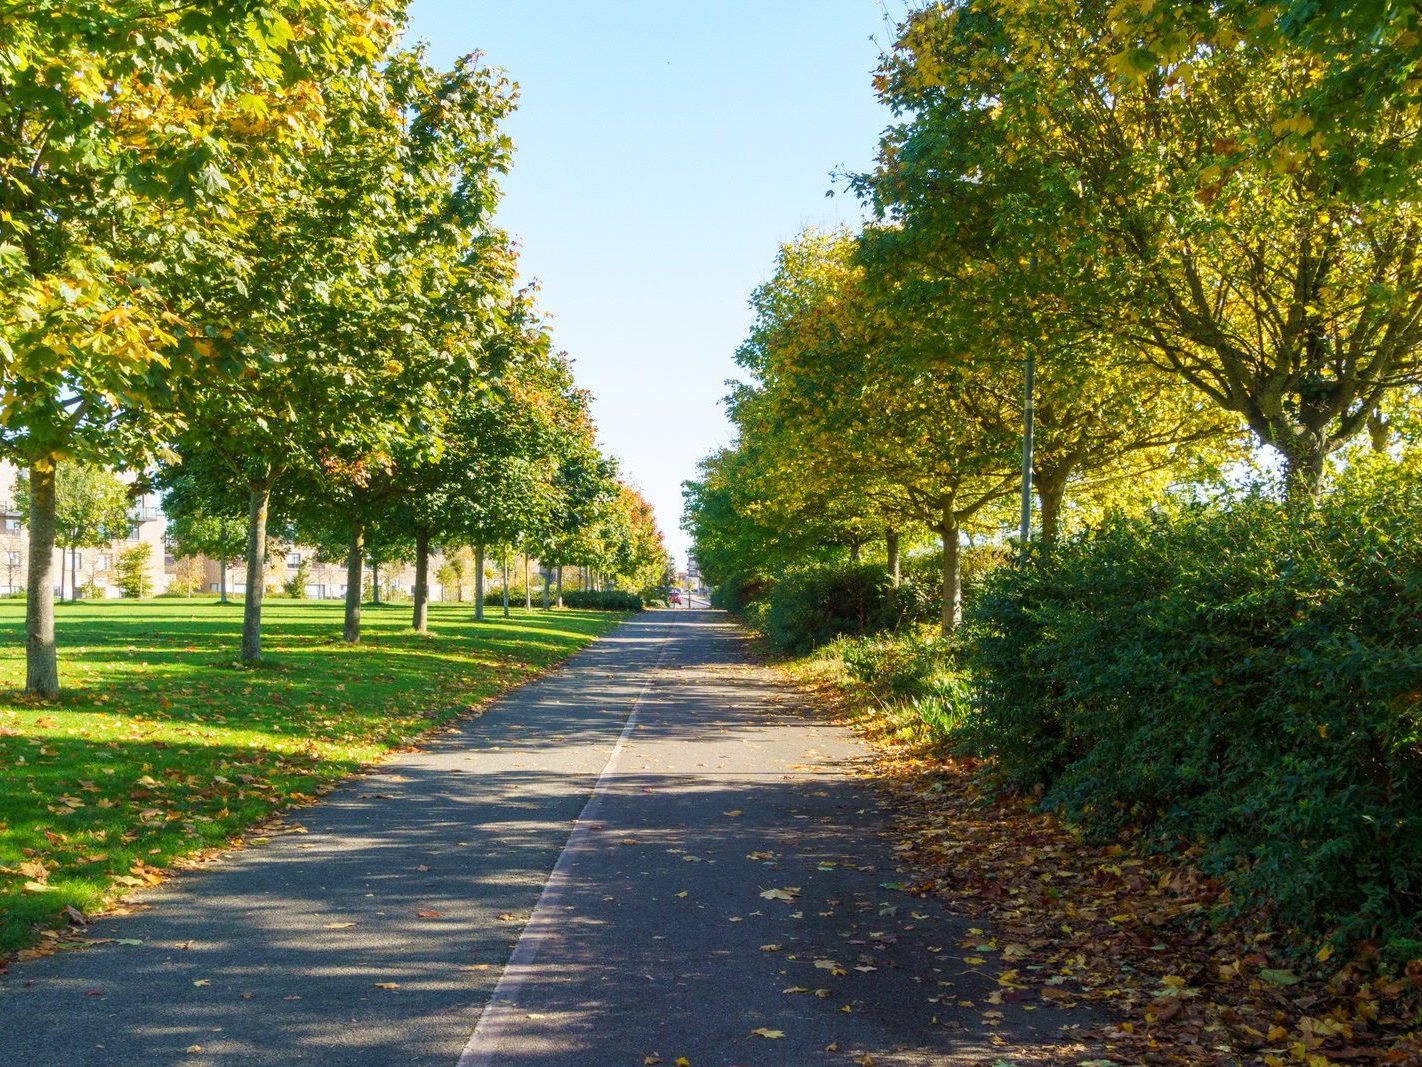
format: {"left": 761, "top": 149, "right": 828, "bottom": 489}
{"left": 1019, "top": 346, "right": 1034, "bottom": 556}
{"left": 1019, "top": 254, "right": 1037, "bottom": 559}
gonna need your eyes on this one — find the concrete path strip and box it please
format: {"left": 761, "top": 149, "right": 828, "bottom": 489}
{"left": 0, "top": 609, "right": 1101, "bottom": 1065}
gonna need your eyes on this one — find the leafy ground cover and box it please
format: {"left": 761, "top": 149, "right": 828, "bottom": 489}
{"left": 786, "top": 650, "right": 1422, "bottom": 1067}
{"left": 0, "top": 599, "right": 623, "bottom": 957}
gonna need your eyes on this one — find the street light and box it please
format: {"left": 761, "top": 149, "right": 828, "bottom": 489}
{"left": 1019, "top": 254, "right": 1037, "bottom": 559}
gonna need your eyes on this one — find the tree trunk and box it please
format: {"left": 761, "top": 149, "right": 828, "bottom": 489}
{"left": 344, "top": 522, "right": 364, "bottom": 644}
{"left": 1368, "top": 412, "right": 1390, "bottom": 453}
{"left": 524, "top": 554, "right": 531, "bottom": 610}
{"left": 1281, "top": 443, "right": 1326, "bottom": 503}
{"left": 886, "top": 529, "right": 900, "bottom": 586}
{"left": 220, "top": 555, "right": 228, "bottom": 604}
{"left": 25, "top": 462, "right": 59, "bottom": 697}
{"left": 556, "top": 567, "right": 563, "bottom": 608}
{"left": 941, "top": 515, "right": 961, "bottom": 635}
{"left": 412, "top": 529, "right": 430, "bottom": 633}
{"left": 1035, "top": 467, "right": 1069, "bottom": 547}
{"left": 70, "top": 546, "right": 78, "bottom": 603}
{"left": 241, "top": 483, "right": 270, "bottom": 664}
{"left": 371, "top": 560, "right": 381, "bottom": 606}
{"left": 474, "top": 544, "right": 485, "bottom": 621}
{"left": 501, "top": 555, "right": 510, "bottom": 617}
{"left": 849, "top": 542, "right": 861, "bottom": 563}
{"left": 542, "top": 565, "right": 551, "bottom": 610}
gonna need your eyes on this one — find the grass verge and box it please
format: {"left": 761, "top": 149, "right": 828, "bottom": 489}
{"left": 0, "top": 599, "right": 624, "bottom": 956}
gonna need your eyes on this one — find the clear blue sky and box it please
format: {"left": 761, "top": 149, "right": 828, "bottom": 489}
{"left": 403, "top": 1, "right": 894, "bottom": 566}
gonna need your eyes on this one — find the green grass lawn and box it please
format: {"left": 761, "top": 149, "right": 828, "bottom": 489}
{"left": 0, "top": 598, "right": 625, "bottom": 955}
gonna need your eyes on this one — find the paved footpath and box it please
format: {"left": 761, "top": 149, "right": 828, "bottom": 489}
{"left": 0, "top": 610, "right": 1097, "bottom": 1066}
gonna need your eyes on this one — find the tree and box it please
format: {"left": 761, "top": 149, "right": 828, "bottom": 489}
{"left": 169, "top": 50, "right": 516, "bottom": 658}
{"left": 160, "top": 466, "right": 247, "bottom": 603}
{"left": 0, "top": 1, "right": 399, "bottom": 695}
{"left": 114, "top": 543, "right": 152, "bottom": 598}
{"left": 731, "top": 230, "right": 1021, "bottom": 631}
{"left": 868, "top": 1, "right": 1422, "bottom": 499}
{"left": 601, "top": 484, "right": 672, "bottom": 595}
{"left": 436, "top": 547, "right": 476, "bottom": 603}
{"left": 15, "top": 462, "right": 130, "bottom": 601}
{"left": 169, "top": 556, "right": 205, "bottom": 597}
{"left": 853, "top": 225, "right": 1241, "bottom": 545}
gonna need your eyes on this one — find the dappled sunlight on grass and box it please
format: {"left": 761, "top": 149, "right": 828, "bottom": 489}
{"left": 0, "top": 598, "right": 625, "bottom": 953}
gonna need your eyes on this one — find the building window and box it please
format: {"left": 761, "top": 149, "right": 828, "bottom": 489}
{"left": 98, "top": 554, "right": 112, "bottom": 570}
{"left": 7, "top": 552, "right": 19, "bottom": 566}
{"left": 3, "top": 517, "right": 19, "bottom": 531}
{"left": 287, "top": 551, "right": 302, "bottom": 567}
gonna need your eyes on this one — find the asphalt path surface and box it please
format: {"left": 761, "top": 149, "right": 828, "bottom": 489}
{"left": 0, "top": 609, "right": 1097, "bottom": 1065}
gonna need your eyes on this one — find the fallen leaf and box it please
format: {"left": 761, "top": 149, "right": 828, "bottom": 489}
{"left": 760, "top": 887, "right": 800, "bottom": 902}
{"left": 374, "top": 982, "right": 400, "bottom": 990}
{"left": 749, "top": 1028, "right": 784, "bottom": 1039}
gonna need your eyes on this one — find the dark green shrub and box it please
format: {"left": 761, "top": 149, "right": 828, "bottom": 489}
{"left": 560, "top": 589, "right": 643, "bottom": 611}
{"left": 711, "top": 573, "right": 770, "bottom": 611}
{"left": 964, "top": 457, "right": 1422, "bottom": 959}
{"left": 762, "top": 563, "right": 908, "bottom": 653}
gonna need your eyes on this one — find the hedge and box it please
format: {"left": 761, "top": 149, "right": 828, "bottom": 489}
{"left": 963, "top": 457, "right": 1422, "bottom": 959}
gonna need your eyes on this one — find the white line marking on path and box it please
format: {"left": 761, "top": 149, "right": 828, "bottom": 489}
{"left": 456, "top": 616, "right": 677, "bottom": 1067}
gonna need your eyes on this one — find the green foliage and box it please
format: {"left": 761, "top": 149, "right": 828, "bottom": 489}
{"left": 15, "top": 462, "right": 131, "bottom": 550}
{"left": 113, "top": 543, "right": 153, "bottom": 599}
{"left": 963, "top": 460, "right": 1422, "bottom": 958}
{"left": 283, "top": 558, "right": 311, "bottom": 599}
{"left": 819, "top": 631, "right": 972, "bottom": 745}
{"left": 757, "top": 563, "right": 909, "bottom": 654}
{"left": 559, "top": 589, "right": 643, "bottom": 612}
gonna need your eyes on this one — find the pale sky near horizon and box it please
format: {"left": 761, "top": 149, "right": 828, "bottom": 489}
{"left": 402, "top": 1, "right": 896, "bottom": 567}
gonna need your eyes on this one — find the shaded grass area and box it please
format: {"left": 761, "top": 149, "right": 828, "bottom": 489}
{"left": 0, "top": 599, "right": 624, "bottom": 953}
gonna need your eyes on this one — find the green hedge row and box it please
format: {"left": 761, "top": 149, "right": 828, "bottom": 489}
{"left": 559, "top": 589, "right": 644, "bottom": 611}
{"left": 964, "top": 457, "right": 1422, "bottom": 959}
{"left": 742, "top": 562, "right": 935, "bottom": 654}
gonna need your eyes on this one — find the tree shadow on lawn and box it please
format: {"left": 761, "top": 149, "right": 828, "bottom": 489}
{"left": 0, "top": 601, "right": 621, "bottom": 665}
